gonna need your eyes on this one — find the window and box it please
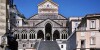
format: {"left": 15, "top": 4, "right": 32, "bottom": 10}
{"left": 47, "top": 4, "right": 49, "bottom": 7}
{"left": 61, "top": 45, "right": 63, "bottom": 48}
{"left": 23, "top": 44, "right": 26, "bottom": 47}
{"left": 31, "top": 44, "right": 34, "bottom": 47}
{"left": 75, "top": 23, "right": 78, "bottom": 28}
{"left": 81, "top": 40, "right": 85, "bottom": 48}
{"left": 90, "top": 37, "right": 96, "bottom": 45}
{"left": 90, "top": 20, "right": 96, "bottom": 29}
{"left": 81, "top": 32, "right": 85, "bottom": 37}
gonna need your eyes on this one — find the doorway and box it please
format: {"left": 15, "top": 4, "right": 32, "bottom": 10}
{"left": 45, "top": 23, "right": 52, "bottom": 40}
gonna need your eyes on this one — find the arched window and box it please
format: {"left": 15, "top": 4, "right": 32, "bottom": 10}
{"left": 34, "top": 34, "right": 35, "bottom": 39}
{"left": 66, "top": 34, "right": 67, "bottom": 39}
{"left": 15, "top": 34, "right": 17, "bottom": 39}
{"left": 26, "top": 34, "right": 27, "bottom": 39}
{"left": 64, "top": 34, "right": 65, "bottom": 39}
{"left": 37, "top": 30, "right": 44, "bottom": 39}
{"left": 21, "top": 30, "right": 27, "bottom": 33}
{"left": 24, "top": 34, "right": 25, "bottom": 39}
{"left": 29, "top": 30, "right": 35, "bottom": 39}
{"left": 53, "top": 30, "right": 60, "bottom": 40}
{"left": 18, "top": 34, "right": 19, "bottom": 39}
{"left": 62, "top": 30, "right": 68, "bottom": 39}
{"left": 30, "top": 34, "right": 31, "bottom": 39}
{"left": 62, "top": 34, "right": 63, "bottom": 39}
{"left": 32, "top": 34, "right": 34, "bottom": 39}
{"left": 22, "top": 34, "right": 23, "bottom": 39}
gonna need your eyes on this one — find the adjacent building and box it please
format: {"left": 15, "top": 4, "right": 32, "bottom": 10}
{"left": 68, "top": 17, "right": 82, "bottom": 36}
{"left": 66, "top": 14, "right": 100, "bottom": 50}
{"left": 0, "top": 0, "right": 9, "bottom": 49}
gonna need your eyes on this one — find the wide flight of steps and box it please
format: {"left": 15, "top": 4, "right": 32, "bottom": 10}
{"left": 37, "top": 40, "right": 60, "bottom": 50}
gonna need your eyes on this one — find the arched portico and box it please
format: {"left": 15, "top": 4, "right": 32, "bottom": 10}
{"left": 53, "top": 30, "right": 60, "bottom": 40}
{"left": 45, "top": 23, "right": 52, "bottom": 40}
{"left": 37, "top": 30, "right": 44, "bottom": 39}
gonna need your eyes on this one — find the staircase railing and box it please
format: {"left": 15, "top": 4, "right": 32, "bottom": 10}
{"left": 36, "top": 39, "right": 42, "bottom": 50}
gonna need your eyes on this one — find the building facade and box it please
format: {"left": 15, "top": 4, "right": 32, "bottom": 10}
{"left": 0, "top": 0, "right": 9, "bottom": 49}
{"left": 66, "top": 14, "right": 100, "bottom": 50}
{"left": 68, "top": 17, "right": 82, "bottom": 36}
{"left": 0, "top": 0, "right": 7, "bottom": 38}
{"left": 12, "top": 0, "right": 68, "bottom": 50}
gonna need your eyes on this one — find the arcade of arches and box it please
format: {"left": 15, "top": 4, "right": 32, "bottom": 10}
{"left": 14, "top": 23, "right": 68, "bottom": 41}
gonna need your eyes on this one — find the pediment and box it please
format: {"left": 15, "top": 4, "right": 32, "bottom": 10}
{"left": 35, "top": 19, "right": 62, "bottom": 27}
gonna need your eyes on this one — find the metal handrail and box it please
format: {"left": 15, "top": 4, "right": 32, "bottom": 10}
{"left": 36, "top": 39, "right": 42, "bottom": 50}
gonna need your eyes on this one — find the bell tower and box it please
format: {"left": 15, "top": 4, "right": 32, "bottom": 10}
{"left": 38, "top": 0, "right": 58, "bottom": 15}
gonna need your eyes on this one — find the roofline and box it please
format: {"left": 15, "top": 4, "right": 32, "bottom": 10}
{"left": 28, "top": 14, "right": 38, "bottom": 20}
{"left": 38, "top": 0, "right": 59, "bottom": 6}
{"left": 28, "top": 14, "right": 68, "bottom": 20}
{"left": 58, "top": 14, "right": 68, "bottom": 20}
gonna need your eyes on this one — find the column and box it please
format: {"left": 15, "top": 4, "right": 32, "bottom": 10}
{"left": 44, "top": 29, "right": 45, "bottom": 41}
{"left": 35, "top": 33, "right": 37, "bottom": 39}
{"left": 60, "top": 33, "right": 61, "bottom": 39}
{"left": 52, "top": 29, "right": 53, "bottom": 41}
{"left": 63, "top": 34, "right": 64, "bottom": 39}
{"left": 52, "top": 33, "right": 53, "bottom": 41}
{"left": 27, "top": 34, "right": 29, "bottom": 39}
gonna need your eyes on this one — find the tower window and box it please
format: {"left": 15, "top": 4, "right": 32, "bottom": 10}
{"left": 47, "top": 4, "right": 49, "bottom": 7}
{"left": 61, "top": 45, "right": 63, "bottom": 48}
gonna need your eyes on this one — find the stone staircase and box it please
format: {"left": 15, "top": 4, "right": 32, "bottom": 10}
{"left": 37, "top": 40, "right": 60, "bottom": 50}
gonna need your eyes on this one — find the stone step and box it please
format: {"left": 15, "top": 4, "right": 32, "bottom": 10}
{"left": 38, "top": 40, "right": 60, "bottom": 50}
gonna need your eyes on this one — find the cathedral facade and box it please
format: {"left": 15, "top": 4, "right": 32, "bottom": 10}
{"left": 12, "top": 0, "right": 68, "bottom": 49}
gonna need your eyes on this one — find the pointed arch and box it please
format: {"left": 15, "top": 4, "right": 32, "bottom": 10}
{"left": 37, "top": 30, "right": 44, "bottom": 39}
{"left": 26, "top": 34, "right": 27, "bottom": 39}
{"left": 45, "top": 23, "right": 52, "bottom": 40}
{"left": 34, "top": 34, "right": 35, "bottom": 39}
{"left": 53, "top": 30, "right": 60, "bottom": 40}
{"left": 64, "top": 34, "right": 65, "bottom": 39}
{"left": 22, "top": 34, "right": 23, "bottom": 39}
{"left": 24, "top": 34, "right": 25, "bottom": 39}
{"left": 31, "top": 34, "right": 33, "bottom": 39}
{"left": 30, "top": 34, "right": 31, "bottom": 39}
{"left": 62, "top": 30, "right": 68, "bottom": 39}
{"left": 66, "top": 34, "right": 68, "bottom": 39}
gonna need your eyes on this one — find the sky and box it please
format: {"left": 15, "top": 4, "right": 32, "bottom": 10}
{"left": 14, "top": 0, "right": 100, "bottom": 18}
